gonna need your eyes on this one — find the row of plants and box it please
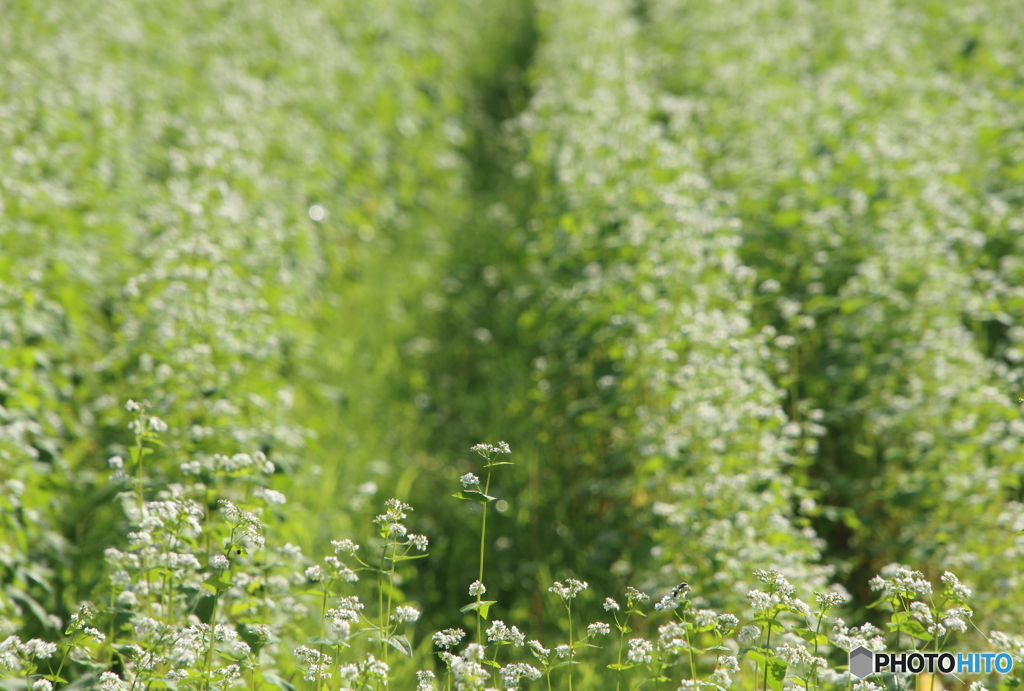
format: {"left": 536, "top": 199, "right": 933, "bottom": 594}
{"left": 642, "top": 0, "right": 1024, "bottom": 623}
{"left": 2, "top": 406, "right": 1022, "bottom": 690}
{"left": 0, "top": 0, "right": 507, "bottom": 645}
{"left": 3, "top": 0, "right": 1024, "bottom": 685}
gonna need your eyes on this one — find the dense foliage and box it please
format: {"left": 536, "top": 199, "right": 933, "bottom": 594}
{"left": 1, "top": 0, "right": 1023, "bottom": 688}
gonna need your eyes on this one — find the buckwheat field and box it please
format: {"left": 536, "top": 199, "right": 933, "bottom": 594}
{"left": 2, "top": 0, "right": 1023, "bottom": 690}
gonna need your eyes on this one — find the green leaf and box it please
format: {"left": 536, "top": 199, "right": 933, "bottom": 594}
{"left": 865, "top": 594, "right": 896, "bottom": 610}
{"left": 460, "top": 600, "right": 497, "bottom": 619}
{"left": 886, "top": 620, "right": 933, "bottom": 641}
{"left": 481, "top": 659, "right": 502, "bottom": 669}
{"left": 792, "top": 627, "right": 829, "bottom": 646}
{"left": 387, "top": 635, "right": 413, "bottom": 657}
{"left": 388, "top": 553, "right": 429, "bottom": 562}
{"left": 202, "top": 577, "right": 232, "bottom": 593}
{"left": 753, "top": 617, "right": 785, "bottom": 632}
{"left": 766, "top": 659, "right": 789, "bottom": 691}
{"left": 262, "top": 671, "right": 297, "bottom": 691}
{"left": 745, "top": 649, "right": 769, "bottom": 665}
{"left": 608, "top": 663, "right": 639, "bottom": 671}
{"left": 43, "top": 675, "right": 68, "bottom": 683}
{"left": 451, "top": 490, "right": 496, "bottom": 504}
{"left": 695, "top": 619, "right": 717, "bottom": 633}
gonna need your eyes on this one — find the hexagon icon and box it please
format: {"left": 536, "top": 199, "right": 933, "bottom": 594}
{"left": 849, "top": 646, "right": 874, "bottom": 679}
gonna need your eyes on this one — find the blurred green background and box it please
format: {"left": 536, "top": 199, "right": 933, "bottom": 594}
{"left": 2, "top": 0, "right": 1024, "bottom": 675}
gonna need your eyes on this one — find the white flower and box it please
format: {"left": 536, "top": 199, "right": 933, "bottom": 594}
{"left": 460, "top": 473, "right": 480, "bottom": 488}
{"left": 942, "top": 572, "right": 972, "bottom": 600}
{"left": 469, "top": 580, "right": 487, "bottom": 596}
{"left": 305, "top": 565, "right": 324, "bottom": 582}
{"left": 720, "top": 656, "right": 740, "bottom": 674}
{"left": 433, "top": 629, "right": 465, "bottom": 649}
{"left": 99, "top": 672, "right": 129, "bottom": 691}
{"left": 392, "top": 606, "right": 420, "bottom": 622}
{"left": 294, "top": 646, "right": 333, "bottom": 681}
{"left": 694, "top": 610, "right": 718, "bottom": 629}
{"left": 470, "top": 442, "right": 511, "bottom": 457}
{"left": 625, "top": 587, "right": 649, "bottom": 604}
{"left": 83, "top": 627, "right": 106, "bottom": 643}
{"left": 486, "top": 621, "right": 525, "bottom": 646}
{"left": 21, "top": 640, "right": 56, "bottom": 660}
{"left": 587, "top": 622, "right": 610, "bottom": 636}
{"left": 500, "top": 662, "right": 542, "bottom": 689}
{"left": 738, "top": 625, "right": 761, "bottom": 644}
{"left": 554, "top": 644, "right": 571, "bottom": 659}
{"left": 528, "top": 640, "right": 550, "bottom": 658}
{"left": 854, "top": 681, "right": 883, "bottom": 691}
{"left": 331, "top": 539, "right": 359, "bottom": 555}
{"left": 33, "top": 680, "right": 53, "bottom": 691}
{"left": 360, "top": 652, "right": 389, "bottom": 679}
{"left": 549, "top": 579, "right": 588, "bottom": 600}
{"left": 815, "top": 591, "right": 848, "bottom": 610}
{"left": 253, "top": 487, "right": 286, "bottom": 505}
{"left": 463, "top": 643, "right": 485, "bottom": 662}
{"left": 603, "top": 597, "right": 620, "bottom": 611}
{"left": 212, "top": 555, "right": 229, "bottom": 570}
{"left": 115, "top": 590, "right": 138, "bottom": 607}
{"left": 628, "top": 638, "right": 653, "bottom": 664}
{"left": 416, "top": 669, "right": 436, "bottom": 691}
{"left": 408, "top": 534, "right": 429, "bottom": 551}
{"left": 776, "top": 644, "right": 813, "bottom": 665}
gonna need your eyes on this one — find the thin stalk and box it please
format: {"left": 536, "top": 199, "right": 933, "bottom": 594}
{"left": 202, "top": 593, "right": 220, "bottom": 691}
{"left": 615, "top": 619, "right": 626, "bottom": 691}
{"left": 384, "top": 548, "right": 396, "bottom": 671}
{"left": 567, "top": 600, "right": 574, "bottom": 691}
{"left": 317, "top": 588, "right": 329, "bottom": 691}
{"left": 476, "top": 468, "right": 493, "bottom": 643}
{"left": 53, "top": 631, "right": 77, "bottom": 684}
{"left": 684, "top": 624, "right": 696, "bottom": 688}
{"left": 378, "top": 546, "right": 387, "bottom": 651}
{"left": 377, "top": 542, "right": 388, "bottom": 689}
{"left": 810, "top": 613, "right": 825, "bottom": 691}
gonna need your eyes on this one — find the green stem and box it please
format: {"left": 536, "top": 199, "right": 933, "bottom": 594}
{"left": 384, "top": 550, "right": 396, "bottom": 673}
{"left": 378, "top": 545, "right": 387, "bottom": 659}
{"left": 567, "top": 601, "right": 574, "bottom": 691}
{"left": 53, "top": 631, "right": 77, "bottom": 684}
{"left": 476, "top": 469, "right": 493, "bottom": 644}
{"left": 810, "top": 613, "right": 825, "bottom": 691}
{"left": 202, "top": 594, "right": 220, "bottom": 691}
{"left": 317, "top": 588, "right": 329, "bottom": 691}
{"left": 615, "top": 616, "right": 626, "bottom": 691}
{"left": 762, "top": 624, "right": 772, "bottom": 691}
{"left": 685, "top": 625, "right": 696, "bottom": 688}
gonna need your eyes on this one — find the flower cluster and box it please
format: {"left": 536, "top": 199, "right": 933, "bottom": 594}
{"left": 548, "top": 578, "right": 588, "bottom": 600}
